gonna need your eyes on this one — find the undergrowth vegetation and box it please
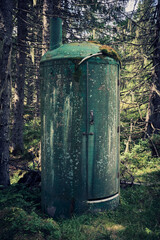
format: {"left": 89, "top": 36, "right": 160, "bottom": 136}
{"left": 0, "top": 182, "right": 160, "bottom": 240}
{"left": 121, "top": 139, "right": 160, "bottom": 183}
{"left": 1, "top": 119, "right": 159, "bottom": 240}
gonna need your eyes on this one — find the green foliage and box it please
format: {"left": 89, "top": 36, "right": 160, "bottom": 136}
{"left": 150, "top": 134, "right": 160, "bottom": 156}
{"left": 23, "top": 119, "right": 41, "bottom": 152}
{"left": 121, "top": 139, "right": 160, "bottom": 183}
{"left": 9, "top": 117, "right": 41, "bottom": 182}
{"left": 0, "top": 185, "right": 61, "bottom": 240}
{"left": 117, "top": 185, "right": 160, "bottom": 240}
{"left": 119, "top": 0, "right": 158, "bottom": 151}
{"left": 121, "top": 139, "right": 152, "bottom": 168}
{"left": 0, "top": 207, "right": 61, "bottom": 240}
{"left": 0, "top": 173, "right": 160, "bottom": 240}
{"left": 10, "top": 170, "right": 25, "bottom": 185}
{"left": 0, "top": 184, "right": 41, "bottom": 212}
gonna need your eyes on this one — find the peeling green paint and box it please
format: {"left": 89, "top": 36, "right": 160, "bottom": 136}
{"left": 40, "top": 42, "right": 120, "bottom": 64}
{"left": 40, "top": 42, "right": 120, "bottom": 218}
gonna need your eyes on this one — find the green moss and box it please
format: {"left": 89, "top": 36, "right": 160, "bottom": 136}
{"left": 23, "top": 119, "right": 41, "bottom": 151}
{"left": 0, "top": 207, "right": 61, "bottom": 240}
{"left": 100, "top": 45, "right": 121, "bottom": 62}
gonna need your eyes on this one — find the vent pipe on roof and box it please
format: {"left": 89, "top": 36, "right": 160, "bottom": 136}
{"left": 50, "top": 18, "right": 62, "bottom": 50}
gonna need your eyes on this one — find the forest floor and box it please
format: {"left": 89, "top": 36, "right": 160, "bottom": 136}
{"left": 0, "top": 166, "right": 159, "bottom": 240}
{"left": 0, "top": 119, "right": 160, "bottom": 240}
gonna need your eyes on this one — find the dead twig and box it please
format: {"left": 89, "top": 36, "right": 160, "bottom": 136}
{"left": 120, "top": 180, "right": 160, "bottom": 187}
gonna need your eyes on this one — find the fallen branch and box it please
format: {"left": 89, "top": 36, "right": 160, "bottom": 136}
{"left": 120, "top": 180, "right": 160, "bottom": 187}
{"left": 9, "top": 162, "right": 31, "bottom": 172}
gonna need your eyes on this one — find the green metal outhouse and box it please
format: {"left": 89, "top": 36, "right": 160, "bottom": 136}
{"left": 40, "top": 18, "right": 120, "bottom": 218}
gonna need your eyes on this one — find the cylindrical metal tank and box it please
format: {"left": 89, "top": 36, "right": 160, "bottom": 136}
{"left": 40, "top": 18, "right": 120, "bottom": 218}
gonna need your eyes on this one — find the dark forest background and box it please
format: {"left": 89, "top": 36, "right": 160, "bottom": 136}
{"left": 0, "top": 0, "right": 160, "bottom": 239}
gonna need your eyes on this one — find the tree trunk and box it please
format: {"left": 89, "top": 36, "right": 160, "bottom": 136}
{"left": 12, "top": 0, "right": 27, "bottom": 154}
{"left": 34, "top": 6, "right": 41, "bottom": 117}
{"left": 42, "top": 0, "right": 53, "bottom": 55}
{"left": 146, "top": 0, "right": 160, "bottom": 135}
{"left": 26, "top": 74, "right": 34, "bottom": 107}
{"left": 34, "top": 48, "right": 40, "bottom": 117}
{"left": 124, "top": 120, "right": 133, "bottom": 153}
{"left": 0, "top": 0, "right": 13, "bottom": 187}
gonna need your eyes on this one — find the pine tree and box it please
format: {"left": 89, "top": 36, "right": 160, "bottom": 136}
{"left": 146, "top": 0, "right": 160, "bottom": 135}
{"left": 119, "top": 0, "right": 160, "bottom": 152}
{"left": 12, "top": 0, "right": 28, "bottom": 154}
{"left": 0, "top": 0, "right": 13, "bottom": 187}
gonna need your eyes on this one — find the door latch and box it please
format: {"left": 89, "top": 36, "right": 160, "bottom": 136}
{"left": 90, "top": 110, "right": 94, "bottom": 125}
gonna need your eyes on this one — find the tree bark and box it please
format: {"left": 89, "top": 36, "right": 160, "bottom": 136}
{"left": 42, "top": 0, "right": 53, "bottom": 55}
{"left": 0, "top": 0, "right": 13, "bottom": 187}
{"left": 146, "top": 0, "right": 160, "bottom": 135}
{"left": 34, "top": 5, "right": 41, "bottom": 117}
{"left": 35, "top": 46, "right": 40, "bottom": 117}
{"left": 124, "top": 120, "right": 133, "bottom": 153}
{"left": 12, "top": 0, "right": 27, "bottom": 154}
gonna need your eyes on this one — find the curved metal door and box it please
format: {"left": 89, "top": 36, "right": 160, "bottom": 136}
{"left": 86, "top": 59, "right": 119, "bottom": 200}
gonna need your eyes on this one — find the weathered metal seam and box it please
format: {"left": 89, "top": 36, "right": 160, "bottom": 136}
{"left": 87, "top": 193, "right": 119, "bottom": 203}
